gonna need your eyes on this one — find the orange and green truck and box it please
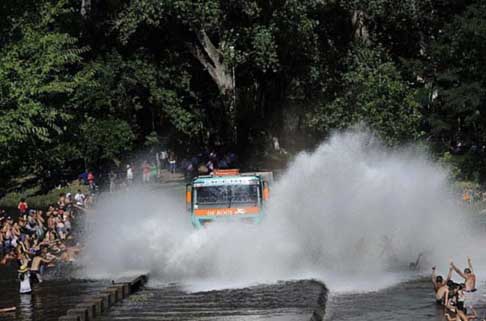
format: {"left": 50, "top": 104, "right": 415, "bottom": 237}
{"left": 186, "top": 169, "right": 272, "bottom": 228}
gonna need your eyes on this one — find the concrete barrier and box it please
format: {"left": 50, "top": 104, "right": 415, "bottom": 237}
{"left": 82, "top": 298, "right": 103, "bottom": 315}
{"left": 57, "top": 274, "right": 148, "bottom": 321}
{"left": 307, "top": 280, "right": 328, "bottom": 321}
{"left": 127, "top": 275, "right": 148, "bottom": 293}
{"left": 101, "top": 287, "right": 120, "bottom": 304}
{"left": 59, "top": 316, "right": 79, "bottom": 321}
{"left": 75, "top": 303, "right": 95, "bottom": 320}
{"left": 112, "top": 283, "right": 130, "bottom": 298}
{"left": 110, "top": 285, "right": 125, "bottom": 301}
{"left": 66, "top": 308, "right": 88, "bottom": 321}
{"left": 98, "top": 291, "right": 113, "bottom": 307}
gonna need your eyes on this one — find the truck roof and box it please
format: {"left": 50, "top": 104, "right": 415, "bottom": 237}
{"left": 193, "top": 174, "right": 260, "bottom": 187}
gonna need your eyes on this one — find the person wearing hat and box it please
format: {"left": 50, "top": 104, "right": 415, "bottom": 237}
{"left": 18, "top": 264, "right": 31, "bottom": 294}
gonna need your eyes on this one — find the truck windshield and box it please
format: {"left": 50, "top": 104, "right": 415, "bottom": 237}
{"left": 195, "top": 184, "right": 259, "bottom": 207}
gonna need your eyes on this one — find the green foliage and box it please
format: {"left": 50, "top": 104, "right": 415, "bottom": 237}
{"left": 0, "top": 1, "right": 90, "bottom": 180}
{"left": 0, "top": 180, "right": 88, "bottom": 209}
{"left": 426, "top": 1, "right": 486, "bottom": 181}
{"left": 1, "top": 0, "right": 486, "bottom": 186}
{"left": 307, "top": 45, "right": 420, "bottom": 145}
{"left": 81, "top": 119, "right": 135, "bottom": 166}
{"left": 251, "top": 26, "right": 279, "bottom": 73}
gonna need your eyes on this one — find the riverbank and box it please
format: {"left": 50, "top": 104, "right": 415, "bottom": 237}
{"left": 0, "top": 181, "right": 89, "bottom": 210}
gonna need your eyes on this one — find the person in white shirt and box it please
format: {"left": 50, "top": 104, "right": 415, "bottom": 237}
{"left": 74, "top": 190, "right": 85, "bottom": 207}
{"left": 18, "top": 265, "right": 31, "bottom": 294}
{"left": 126, "top": 164, "right": 134, "bottom": 185}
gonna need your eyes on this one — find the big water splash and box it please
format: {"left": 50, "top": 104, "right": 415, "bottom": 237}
{"left": 79, "top": 129, "right": 477, "bottom": 292}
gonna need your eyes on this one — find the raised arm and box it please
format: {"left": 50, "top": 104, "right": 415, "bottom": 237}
{"left": 446, "top": 267, "right": 453, "bottom": 282}
{"left": 415, "top": 253, "right": 423, "bottom": 267}
{"left": 467, "top": 257, "right": 473, "bottom": 273}
{"left": 432, "top": 266, "right": 437, "bottom": 287}
{"left": 451, "top": 261, "right": 466, "bottom": 279}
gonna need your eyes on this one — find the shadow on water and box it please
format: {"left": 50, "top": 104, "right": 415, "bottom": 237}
{"left": 0, "top": 265, "right": 109, "bottom": 321}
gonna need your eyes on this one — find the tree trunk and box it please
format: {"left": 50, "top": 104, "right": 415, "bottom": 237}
{"left": 190, "top": 29, "right": 234, "bottom": 96}
{"left": 189, "top": 29, "right": 237, "bottom": 143}
{"left": 81, "top": 0, "right": 91, "bottom": 17}
{"left": 352, "top": 10, "right": 370, "bottom": 43}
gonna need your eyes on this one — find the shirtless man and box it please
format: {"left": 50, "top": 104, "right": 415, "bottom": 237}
{"left": 432, "top": 265, "right": 453, "bottom": 305}
{"left": 30, "top": 254, "right": 54, "bottom": 283}
{"left": 451, "top": 258, "right": 476, "bottom": 292}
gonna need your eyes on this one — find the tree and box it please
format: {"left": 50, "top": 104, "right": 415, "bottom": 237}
{"left": 81, "top": 119, "right": 134, "bottom": 167}
{"left": 427, "top": 1, "right": 486, "bottom": 180}
{"left": 306, "top": 45, "right": 421, "bottom": 145}
{"left": 0, "top": 0, "right": 90, "bottom": 182}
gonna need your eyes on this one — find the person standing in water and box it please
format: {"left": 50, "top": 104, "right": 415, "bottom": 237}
{"left": 451, "top": 258, "right": 476, "bottom": 292}
{"left": 451, "top": 258, "right": 477, "bottom": 306}
{"left": 432, "top": 265, "right": 453, "bottom": 305}
{"left": 18, "top": 265, "right": 31, "bottom": 294}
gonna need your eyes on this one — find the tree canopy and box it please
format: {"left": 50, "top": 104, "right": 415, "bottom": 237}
{"left": 1, "top": 0, "right": 486, "bottom": 187}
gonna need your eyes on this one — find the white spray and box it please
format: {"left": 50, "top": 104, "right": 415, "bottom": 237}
{"left": 78, "top": 129, "right": 477, "bottom": 292}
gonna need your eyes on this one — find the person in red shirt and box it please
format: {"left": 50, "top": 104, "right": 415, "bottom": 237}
{"left": 142, "top": 161, "right": 150, "bottom": 184}
{"left": 87, "top": 171, "right": 95, "bottom": 185}
{"left": 17, "top": 198, "right": 28, "bottom": 215}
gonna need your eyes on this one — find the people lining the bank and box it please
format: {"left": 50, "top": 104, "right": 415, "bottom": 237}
{"left": 102, "top": 150, "right": 239, "bottom": 190}
{"left": 1, "top": 194, "right": 85, "bottom": 292}
{"left": 74, "top": 190, "right": 86, "bottom": 207}
{"left": 17, "top": 198, "right": 28, "bottom": 216}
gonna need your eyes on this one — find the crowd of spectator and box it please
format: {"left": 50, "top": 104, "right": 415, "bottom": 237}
{"left": 179, "top": 150, "right": 239, "bottom": 180}
{"left": 461, "top": 188, "right": 486, "bottom": 204}
{"left": 106, "top": 150, "right": 239, "bottom": 191}
{"left": 0, "top": 190, "right": 88, "bottom": 293}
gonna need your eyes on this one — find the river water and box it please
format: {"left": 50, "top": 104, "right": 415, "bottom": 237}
{"left": 2, "top": 272, "right": 484, "bottom": 321}
{"left": 0, "top": 267, "right": 109, "bottom": 321}
{"left": 3, "top": 130, "right": 486, "bottom": 320}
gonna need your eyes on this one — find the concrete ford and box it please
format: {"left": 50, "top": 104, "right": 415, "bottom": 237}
{"left": 186, "top": 169, "right": 272, "bottom": 228}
